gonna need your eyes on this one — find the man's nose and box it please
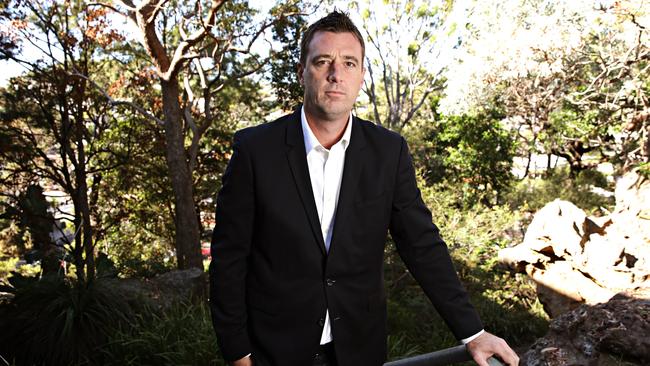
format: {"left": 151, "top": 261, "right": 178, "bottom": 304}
{"left": 327, "top": 62, "right": 341, "bottom": 83}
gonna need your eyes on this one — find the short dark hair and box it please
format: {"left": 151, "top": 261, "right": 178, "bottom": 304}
{"left": 299, "top": 10, "right": 365, "bottom": 66}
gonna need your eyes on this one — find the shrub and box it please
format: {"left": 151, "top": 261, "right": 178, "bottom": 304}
{"left": 0, "top": 274, "right": 134, "bottom": 366}
{"left": 100, "top": 220, "right": 176, "bottom": 279}
{"left": 97, "top": 301, "right": 223, "bottom": 366}
{"left": 506, "top": 167, "right": 615, "bottom": 215}
{"left": 386, "top": 333, "right": 422, "bottom": 361}
{"left": 405, "top": 110, "right": 515, "bottom": 207}
{"left": 0, "top": 257, "right": 41, "bottom": 281}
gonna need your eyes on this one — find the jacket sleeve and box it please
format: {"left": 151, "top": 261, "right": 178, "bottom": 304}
{"left": 388, "top": 137, "right": 484, "bottom": 340}
{"left": 209, "top": 130, "right": 255, "bottom": 361}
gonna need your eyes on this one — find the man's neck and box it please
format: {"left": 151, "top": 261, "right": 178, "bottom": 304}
{"left": 304, "top": 110, "right": 349, "bottom": 150}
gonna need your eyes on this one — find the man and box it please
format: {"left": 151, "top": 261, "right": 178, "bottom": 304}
{"left": 210, "top": 10, "right": 519, "bottom": 366}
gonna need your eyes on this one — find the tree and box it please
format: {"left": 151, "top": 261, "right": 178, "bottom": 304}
{"left": 407, "top": 97, "right": 514, "bottom": 206}
{"left": 96, "top": 0, "right": 308, "bottom": 269}
{"left": 268, "top": 11, "right": 307, "bottom": 111}
{"left": 351, "top": 0, "right": 459, "bottom": 132}
{"left": 441, "top": 0, "right": 649, "bottom": 176}
{"left": 0, "top": 0, "right": 21, "bottom": 58}
{"left": 0, "top": 0, "right": 129, "bottom": 281}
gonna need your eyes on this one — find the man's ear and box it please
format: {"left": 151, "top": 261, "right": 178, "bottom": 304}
{"left": 297, "top": 63, "right": 305, "bottom": 85}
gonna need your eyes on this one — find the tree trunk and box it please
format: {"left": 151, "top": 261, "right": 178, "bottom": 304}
{"left": 77, "top": 173, "right": 95, "bottom": 280}
{"left": 160, "top": 78, "right": 203, "bottom": 270}
{"left": 73, "top": 211, "right": 85, "bottom": 282}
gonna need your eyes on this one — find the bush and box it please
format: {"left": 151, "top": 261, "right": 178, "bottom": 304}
{"left": 506, "top": 167, "right": 615, "bottom": 215}
{"left": 405, "top": 109, "right": 515, "bottom": 207}
{"left": 386, "top": 333, "right": 422, "bottom": 361}
{"left": 0, "top": 257, "right": 41, "bottom": 281}
{"left": 97, "top": 301, "right": 223, "bottom": 366}
{"left": 100, "top": 220, "right": 176, "bottom": 278}
{"left": 0, "top": 274, "right": 134, "bottom": 366}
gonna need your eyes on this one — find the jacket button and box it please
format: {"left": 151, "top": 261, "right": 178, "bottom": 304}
{"left": 326, "top": 278, "right": 336, "bottom": 286}
{"left": 318, "top": 317, "right": 325, "bottom": 327}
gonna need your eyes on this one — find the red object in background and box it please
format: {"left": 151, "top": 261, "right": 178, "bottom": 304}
{"left": 201, "top": 242, "right": 211, "bottom": 258}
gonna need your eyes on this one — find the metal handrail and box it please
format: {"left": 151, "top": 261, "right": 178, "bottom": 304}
{"left": 383, "top": 345, "right": 505, "bottom": 366}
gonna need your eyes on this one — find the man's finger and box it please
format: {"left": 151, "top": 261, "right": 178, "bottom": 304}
{"left": 493, "top": 348, "right": 519, "bottom": 366}
{"left": 472, "top": 353, "right": 491, "bottom": 366}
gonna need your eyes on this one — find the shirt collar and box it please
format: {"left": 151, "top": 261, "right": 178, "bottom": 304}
{"left": 300, "top": 106, "right": 353, "bottom": 154}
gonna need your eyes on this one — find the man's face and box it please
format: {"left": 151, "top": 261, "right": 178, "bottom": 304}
{"left": 298, "top": 31, "right": 365, "bottom": 122}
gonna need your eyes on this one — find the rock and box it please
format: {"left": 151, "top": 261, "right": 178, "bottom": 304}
{"left": 521, "top": 296, "right": 650, "bottom": 366}
{"left": 154, "top": 267, "right": 206, "bottom": 300}
{"left": 521, "top": 199, "right": 587, "bottom": 258}
{"left": 528, "top": 261, "right": 615, "bottom": 317}
{"left": 103, "top": 268, "right": 206, "bottom": 309}
{"left": 498, "top": 171, "right": 650, "bottom": 317}
{"left": 615, "top": 171, "right": 650, "bottom": 216}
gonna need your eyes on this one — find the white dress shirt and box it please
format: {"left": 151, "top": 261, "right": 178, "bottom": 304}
{"left": 301, "top": 106, "right": 352, "bottom": 344}
{"left": 300, "top": 107, "right": 483, "bottom": 346}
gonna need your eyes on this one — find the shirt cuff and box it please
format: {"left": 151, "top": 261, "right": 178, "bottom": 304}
{"left": 461, "top": 329, "right": 484, "bottom": 344}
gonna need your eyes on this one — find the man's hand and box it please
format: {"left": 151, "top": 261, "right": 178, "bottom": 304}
{"left": 230, "top": 355, "right": 253, "bottom": 366}
{"left": 466, "top": 331, "right": 519, "bottom": 366}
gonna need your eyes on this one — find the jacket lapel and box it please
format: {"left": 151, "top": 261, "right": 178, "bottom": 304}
{"left": 329, "top": 117, "right": 367, "bottom": 256}
{"left": 285, "top": 110, "right": 327, "bottom": 255}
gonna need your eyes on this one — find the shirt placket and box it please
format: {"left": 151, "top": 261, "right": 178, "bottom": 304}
{"left": 321, "top": 149, "right": 335, "bottom": 251}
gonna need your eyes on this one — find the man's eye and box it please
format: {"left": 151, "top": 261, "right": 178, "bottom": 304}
{"left": 346, "top": 62, "right": 357, "bottom": 68}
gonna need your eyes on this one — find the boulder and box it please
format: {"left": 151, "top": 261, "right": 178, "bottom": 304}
{"left": 521, "top": 296, "right": 650, "bottom": 366}
{"left": 103, "top": 268, "right": 206, "bottom": 309}
{"left": 499, "top": 170, "right": 650, "bottom": 317}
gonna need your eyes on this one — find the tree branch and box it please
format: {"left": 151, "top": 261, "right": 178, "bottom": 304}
{"left": 162, "top": 0, "right": 226, "bottom": 80}
{"left": 69, "top": 71, "right": 165, "bottom": 126}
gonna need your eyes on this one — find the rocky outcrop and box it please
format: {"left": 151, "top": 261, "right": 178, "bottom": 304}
{"left": 103, "top": 268, "right": 206, "bottom": 309}
{"left": 499, "top": 171, "right": 650, "bottom": 317}
{"left": 520, "top": 295, "right": 650, "bottom": 366}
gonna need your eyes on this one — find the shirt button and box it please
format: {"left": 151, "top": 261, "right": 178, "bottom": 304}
{"left": 326, "top": 278, "right": 336, "bottom": 287}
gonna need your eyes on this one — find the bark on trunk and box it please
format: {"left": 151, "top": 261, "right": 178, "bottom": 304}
{"left": 77, "top": 174, "right": 95, "bottom": 280}
{"left": 73, "top": 213, "right": 85, "bottom": 282}
{"left": 160, "top": 78, "right": 203, "bottom": 270}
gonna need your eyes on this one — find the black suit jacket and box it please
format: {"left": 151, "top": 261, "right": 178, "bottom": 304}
{"left": 209, "top": 109, "right": 482, "bottom": 366}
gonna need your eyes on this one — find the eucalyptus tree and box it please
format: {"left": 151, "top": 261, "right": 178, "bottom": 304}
{"left": 93, "top": 0, "right": 310, "bottom": 269}
{"left": 350, "top": 0, "right": 459, "bottom": 132}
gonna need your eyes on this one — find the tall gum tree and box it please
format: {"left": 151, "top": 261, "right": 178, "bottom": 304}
{"left": 350, "top": 0, "right": 459, "bottom": 132}
{"left": 98, "top": 0, "right": 307, "bottom": 269}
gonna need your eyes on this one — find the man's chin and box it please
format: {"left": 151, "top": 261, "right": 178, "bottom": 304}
{"left": 317, "top": 103, "right": 353, "bottom": 119}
